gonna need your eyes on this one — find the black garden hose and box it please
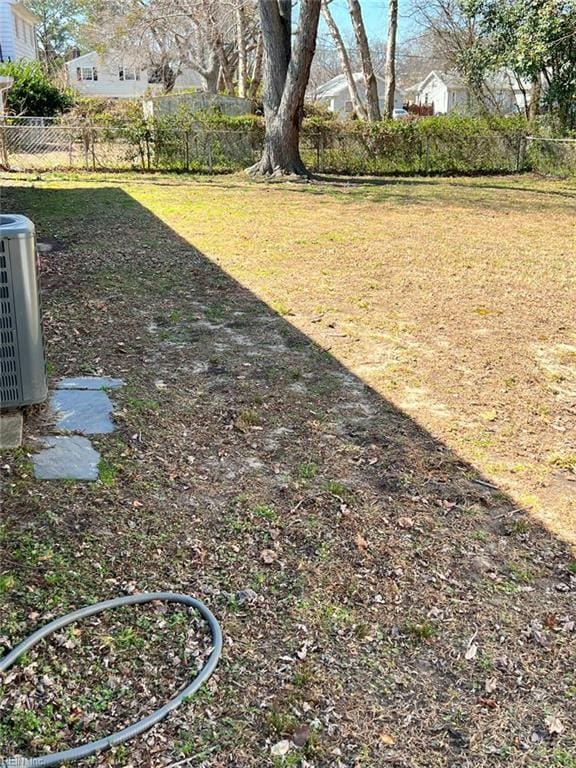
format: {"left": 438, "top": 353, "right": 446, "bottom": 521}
{"left": 0, "top": 592, "right": 222, "bottom": 767}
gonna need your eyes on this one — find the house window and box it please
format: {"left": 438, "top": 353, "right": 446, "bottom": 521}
{"left": 344, "top": 100, "right": 353, "bottom": 113}
{"left": 14, "top": 15, "right": 20, "bottom": 38}
{"left": 77, "top": 67, "right": 98, "bottom": 81}
{"left": 119, "top": 67, "right": 141, "bottom": 82}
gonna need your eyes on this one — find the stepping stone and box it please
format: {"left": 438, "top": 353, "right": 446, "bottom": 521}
{"left": 50, "top": 389, "right": 115, "bottom": 434}
{"left": 33, "top": 436, "right": 100, "bottom": 481}
{"left": 57, "top": 376, "right": 124, "bottom": 390}
{"left": 0, "top": 411, "right": 23, "bottom": 449}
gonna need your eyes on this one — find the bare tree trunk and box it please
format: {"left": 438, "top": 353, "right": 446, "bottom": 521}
{"left": 347, "top": 0, "right": 380, "bottom": 121}
{"left": 236, "top": 0, "right": 248, "bottom": 97}
{"left": 216, "top": 41, "right": 235, "bottom": 95}
{"left": 199, "top": 54, "right": 220, "bottom": 93}
{"left": 162, "top": 63, "right": 177, "bottom": 93}
{"left": 528, "top": 74, "right": 541, "bottom": 122}
{"left": 247, "top": 0, "right": 321, "bottom": 177}
{"left": 248, "top": 31, "right": 263, "bottom": 99}
{"left": 321, "top": 0, "right": 367, "bottom": 119}
{"left": 383, "top": 0, "right": 398, "bottom": 118}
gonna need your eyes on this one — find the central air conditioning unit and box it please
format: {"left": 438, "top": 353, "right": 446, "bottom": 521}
{"left": 0, "top": 214, "right": 47, "bottom": 408}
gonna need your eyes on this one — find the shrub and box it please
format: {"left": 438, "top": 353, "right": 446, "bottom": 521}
{"left": 301, "top": 114, "right": 529, "bottom": 175}
{"left": 151, "top": 109, "right": 264, "bottom": 171}
{"left": 0, "top": 60, "right": 74, "bottom": 116}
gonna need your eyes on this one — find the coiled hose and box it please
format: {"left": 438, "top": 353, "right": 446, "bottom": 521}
{"left": 0, "top": 592, "right": 222, "bottom": 768}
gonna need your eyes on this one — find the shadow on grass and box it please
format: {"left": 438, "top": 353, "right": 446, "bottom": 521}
{"left": 1, "top": 183, "right": 574, "bottom": 766}
{"left": 312, "top": 173, "right": 576, "bottom": 200}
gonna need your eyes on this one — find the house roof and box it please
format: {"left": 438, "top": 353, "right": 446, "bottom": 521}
{"left": 66, "top": 50, "right": 98, "bottom": 66}
{"left": 316, "top": 72, "right": 404, "bottom": 99}
{"left": 487, "top": 68, "right": 533, "bottom": 92}
{"left": 406, "top": 68, "right": 535, "bottom": 95}
{"left": 405, "top": 70, "right": 467, "bottom": 93}
{"left": 10, "top": 2, "right": 39, "bottom": 25}
{"left": 66, "top": 49, "right": 157, "bottom": 70}
{"left": 316, "top": 72, "right": 376, "bottom": 98}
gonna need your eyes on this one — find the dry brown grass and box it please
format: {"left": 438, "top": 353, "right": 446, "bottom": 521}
{"left": 128, "top": 173, "right": 576, "bottom": 545}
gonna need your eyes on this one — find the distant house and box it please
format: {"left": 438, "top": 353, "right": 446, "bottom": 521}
{"left": 405, "top": 71, "right": 469, "bottom": 115}
{"left": 487, "top": 70, "right": 536, "bottom": 115}
{"left": 65, "top": 51, "right": 205, "bottom": 99}
{"left": 406, "top": 70, "right": 534, "bottom": 115}
{"left": 314, "top": 72, "right": 404, "bottom": 118}
{"left": 0, "top": 0, "right": 38, "bottom": 62}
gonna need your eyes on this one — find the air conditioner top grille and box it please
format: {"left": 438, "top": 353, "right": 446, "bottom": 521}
{"left": 0, "top": 213, "right": 35, "bottom": 237}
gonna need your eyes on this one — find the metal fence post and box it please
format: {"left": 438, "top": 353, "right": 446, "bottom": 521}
{"left": 0, "top": 126, "right": 9, "bottom": 169}
{"left": 516, "top": 135, "right": 527, "bottom": 171}
{"left": 83, "top": 125, "right": 89, "bottom": 170}
{"left": 145, "top": 131, "right": 151, "bottom": 171}
{"left": 91, "top": 127, "right": 97, "bottom": 171}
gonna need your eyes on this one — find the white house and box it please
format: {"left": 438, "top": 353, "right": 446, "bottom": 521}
{"left": 406, "top": 69, "right": 535, "bottom": 116}
{"left": 487, "top": 70, "right": 536, "bottom": 114}
{"left": 405, "top": 71, "right": 469, "bottom": 115}
{"left": 0, "top": 0, "right": 38, "bottom": 62}
{"left": 65, "top": 51, "right": 205, "bottom": 99}
{"left": 314, "top": 72, "right": 404, "bottom": 118}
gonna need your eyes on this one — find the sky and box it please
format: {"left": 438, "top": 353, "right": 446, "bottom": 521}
{"left": 319, "top": 0, "right": 418, "bottom": 46}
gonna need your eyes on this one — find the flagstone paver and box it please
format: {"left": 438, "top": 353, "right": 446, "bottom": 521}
{"left": 32, "top": 435, "right": 101, "bottom": 481}
{"left": 50, "top": 389, "right": 115, "bottom": 434}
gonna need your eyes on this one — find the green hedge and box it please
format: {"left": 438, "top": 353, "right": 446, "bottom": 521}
{"left": 301, "top": 115, "right": 528, "bottom": 174}
{"left": 137, "top": 113, "right": 529, "bottom": 175}
{"left": 152, "top": 112, "right": 264, "bottom": 171}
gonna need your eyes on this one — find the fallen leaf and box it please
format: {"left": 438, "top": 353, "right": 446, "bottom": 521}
{"left": 545, "top": 714, "right": 564, "bottom": 735}
{"left": 544, "top": 613, "right": 557, "bottom": 629}
{"left": 292, "top": 725, "right": 310, "bottom": 747}
{"left": 379, "top": 732, "right": 395, "bottom": 745}
{"left": 465, "top": 642, "right": 478, "bottom": 660}
{"left": 271, "top": 740, "right": 291, "bottom": 756}
{"left": 296, "top": 642, "right": 308, "bottom": 660}
{"left": 397, "top": 516, "right": 414, "bottom": 529}
{"left": 355, "top": 533, "right": 368, "bottom": 550}
{"left": 260, "top": 549, "right": 277, "bottom": 564}
{"left": 485, "top": 677, "right": 498, "bottom": 693}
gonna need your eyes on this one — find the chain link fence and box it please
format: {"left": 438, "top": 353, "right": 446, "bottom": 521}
{"left": 301, "top": 129, "right": 527, "bottom": 175}
{"left": 525, "top": 136, "right": 576, "bottom": 176}
{"left": 0, "top": 117, "right": 261, "bottom": 172}
{"left": 0, "top": 116, "right": 574, "bottom": 176}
